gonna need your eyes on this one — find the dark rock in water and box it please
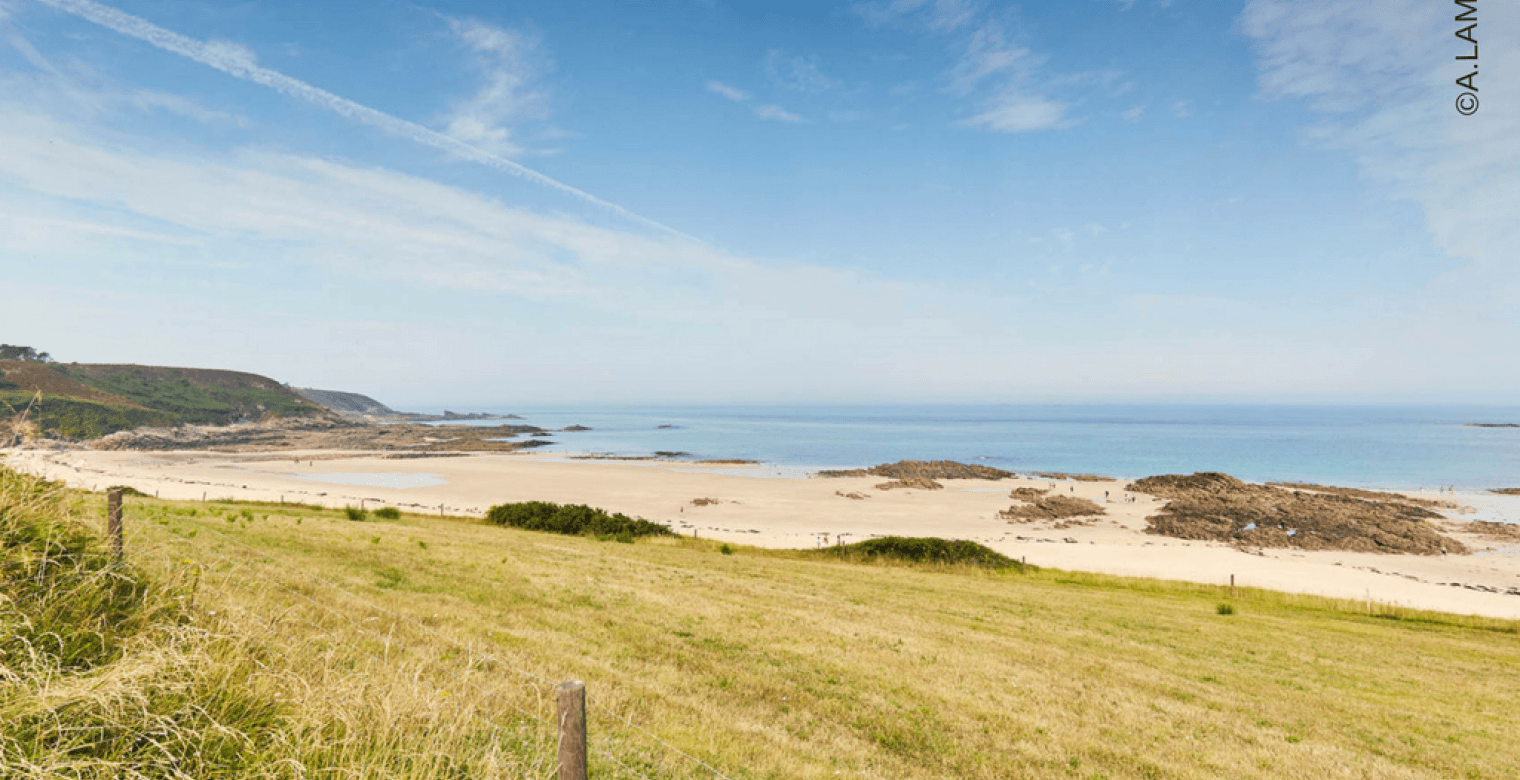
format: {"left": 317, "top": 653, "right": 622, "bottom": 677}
{"left": 656, "top": 424, "right": 676, "bottom": 429}
{"left": 818, "top": 460, "right": 1013, "bottom": 481}
{"left": 441, "top": 410, "right": 510, "bottom": 421}
{"left": 1129, "top": 472, "right": 1464, "bottom": 555}
{"left": 1034, "top": 472, "right": 1117, "bottom": 482}
{"left": 1468, "top": 423, "right": 1520, "bottom": 428}
{"left": 562, "top": 425, "right": 592, "bottom": 432}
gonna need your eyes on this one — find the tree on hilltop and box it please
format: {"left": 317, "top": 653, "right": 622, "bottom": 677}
{"left": 0, "top": 345, "right": 53, "bottom": 363}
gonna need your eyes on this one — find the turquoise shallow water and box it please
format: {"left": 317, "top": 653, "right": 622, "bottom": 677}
{"left": 435, "top": 404, "right": 1520, "bottom": 491}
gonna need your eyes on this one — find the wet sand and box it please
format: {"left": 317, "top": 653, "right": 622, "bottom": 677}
{"left": 6, "top": 447, "right": 1520, "bottom": 619}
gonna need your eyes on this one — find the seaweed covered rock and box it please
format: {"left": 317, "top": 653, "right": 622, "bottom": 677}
{"left": 819, "top": 460, "right": 1012, "bottom": 481}
{"left": 1129, "top": 473, "right": 1465, "bottom": 555}
{"left": 999, "top": 494, "right": 1105, "bottom": 522}
{"left": 875, "top": 477, "right": 943, "bottom": 491}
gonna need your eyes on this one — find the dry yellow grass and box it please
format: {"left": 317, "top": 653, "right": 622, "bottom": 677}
{"left": 86, "top": 495, "right": 1520, "bottom": 778}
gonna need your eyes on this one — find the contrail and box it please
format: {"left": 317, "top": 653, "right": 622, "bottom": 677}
{"left": 29, "top": 0, "right": 695, "bottom": 241}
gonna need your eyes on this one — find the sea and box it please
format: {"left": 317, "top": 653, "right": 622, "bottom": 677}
{"left": 431, "top": 404, "right": 1520, "bottom": 493}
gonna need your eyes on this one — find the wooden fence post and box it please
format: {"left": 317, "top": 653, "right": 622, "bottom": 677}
{"left": 107, "top": 488, "right": 124, "bottom": 562}
{"left": 1229, "top": 574, "right": 1235, "bottom": 598}
{"left": 557, "top": 680, "right": 588, "bottom": 780}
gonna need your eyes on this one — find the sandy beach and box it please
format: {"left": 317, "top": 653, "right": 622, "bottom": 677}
{"left": 6, "top": 447, "right": 1520, "bottom": 619}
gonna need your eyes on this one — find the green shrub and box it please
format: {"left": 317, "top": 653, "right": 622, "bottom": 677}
{"left": 720, "top": 543, "right": 735, "bottom": 555}
{"left": 373, "top": 506, "right": 401, "bottom": 520}
{"left": 821, "top": 537, "right": 1016, "bottom": 569}
{"left": 344, "top": 506, "right": 369, "bottom": 521}
{"left": 1217, "top": 603, "right": 1236, "bottom": 615}
{"left": 483, "top": 501, "right": 674, "bottom": 538}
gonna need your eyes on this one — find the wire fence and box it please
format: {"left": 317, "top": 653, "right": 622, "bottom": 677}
{"left": 137, "top": 507, "right": 738, "bottom": 780}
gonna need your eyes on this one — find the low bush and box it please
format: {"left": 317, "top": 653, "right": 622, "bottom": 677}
{"left": 484, "top": 501, "right": 674, "bottom": 538}
{"left": 373, "top": 506, "right": 401, "bottom": 520}
{"left": 820, "top": 536, "right": 1016, "bottom": 569}
{"left": 344, "top": 506, "right": 368, "bottom": 521}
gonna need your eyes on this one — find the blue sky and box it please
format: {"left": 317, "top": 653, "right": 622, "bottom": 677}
{"left": 0, "top": 0, "right": 1515, "bottom": 407}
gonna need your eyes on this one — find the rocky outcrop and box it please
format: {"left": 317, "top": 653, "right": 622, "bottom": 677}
{"left": 818, "top": 460, "right": 1012, "bottom": 481}
{"left": 1129, "top": 473, "right": 1465, "bottom": 555}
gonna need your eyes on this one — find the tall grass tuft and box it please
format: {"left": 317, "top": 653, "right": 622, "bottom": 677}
{"left": 0, "top": 466, "right": 289, "bottom": 774}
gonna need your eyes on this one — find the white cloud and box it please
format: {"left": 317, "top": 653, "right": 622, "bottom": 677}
{"left": 763, "top": 50, "right": 838, "bottom": 92}
{"left": 705, "top": 79, "right": 748, "bottom": 102}
{"left": 961, "top": 90, "right": 1071, "bottom": 132}
{"left": 876, "top": 10, "right": 1077, "bottom": 135}
{"left": 754, "top": 104, "right": 804, "bottom": 123}
{"left": 0, "top": 51, "right": 239, "bottom": 125}
{"left": 1121, "top": 105, "right": 1145, "bottom": 122}
{"left": 1171, "top": 99, "right": 1190, "bottom": 118}
{"left": 1240, "top": 0, "right": 1520, "bottom": 324}
{"left": 30, "top": 0, "right": 684, "bottom": 239}
{"left": 947, "top": 20, "right": 1033, "bottom": 93}
{"left": 201, "top": 38, "right": 257, "bottom": 70}
{"left": 440, "top": 17, "right": 549, "bottom": 158}
{"left": 854, "top": 0, "right": 980, "bottom": 31}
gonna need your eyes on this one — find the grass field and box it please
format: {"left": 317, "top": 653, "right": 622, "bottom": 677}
{"left": 6, "top": 471, "right": 1520, "bottom": 779}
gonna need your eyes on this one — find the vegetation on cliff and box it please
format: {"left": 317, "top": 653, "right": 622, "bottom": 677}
{"left": 0, "top": 355, "right": 329, "bottom": 440}
{"left": 54, "top": 364, "right": 323, "bottom": 425}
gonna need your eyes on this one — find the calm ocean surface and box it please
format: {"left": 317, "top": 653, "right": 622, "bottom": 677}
{"left": 444, "top": 405, "right": 1520, "bottom": 491}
